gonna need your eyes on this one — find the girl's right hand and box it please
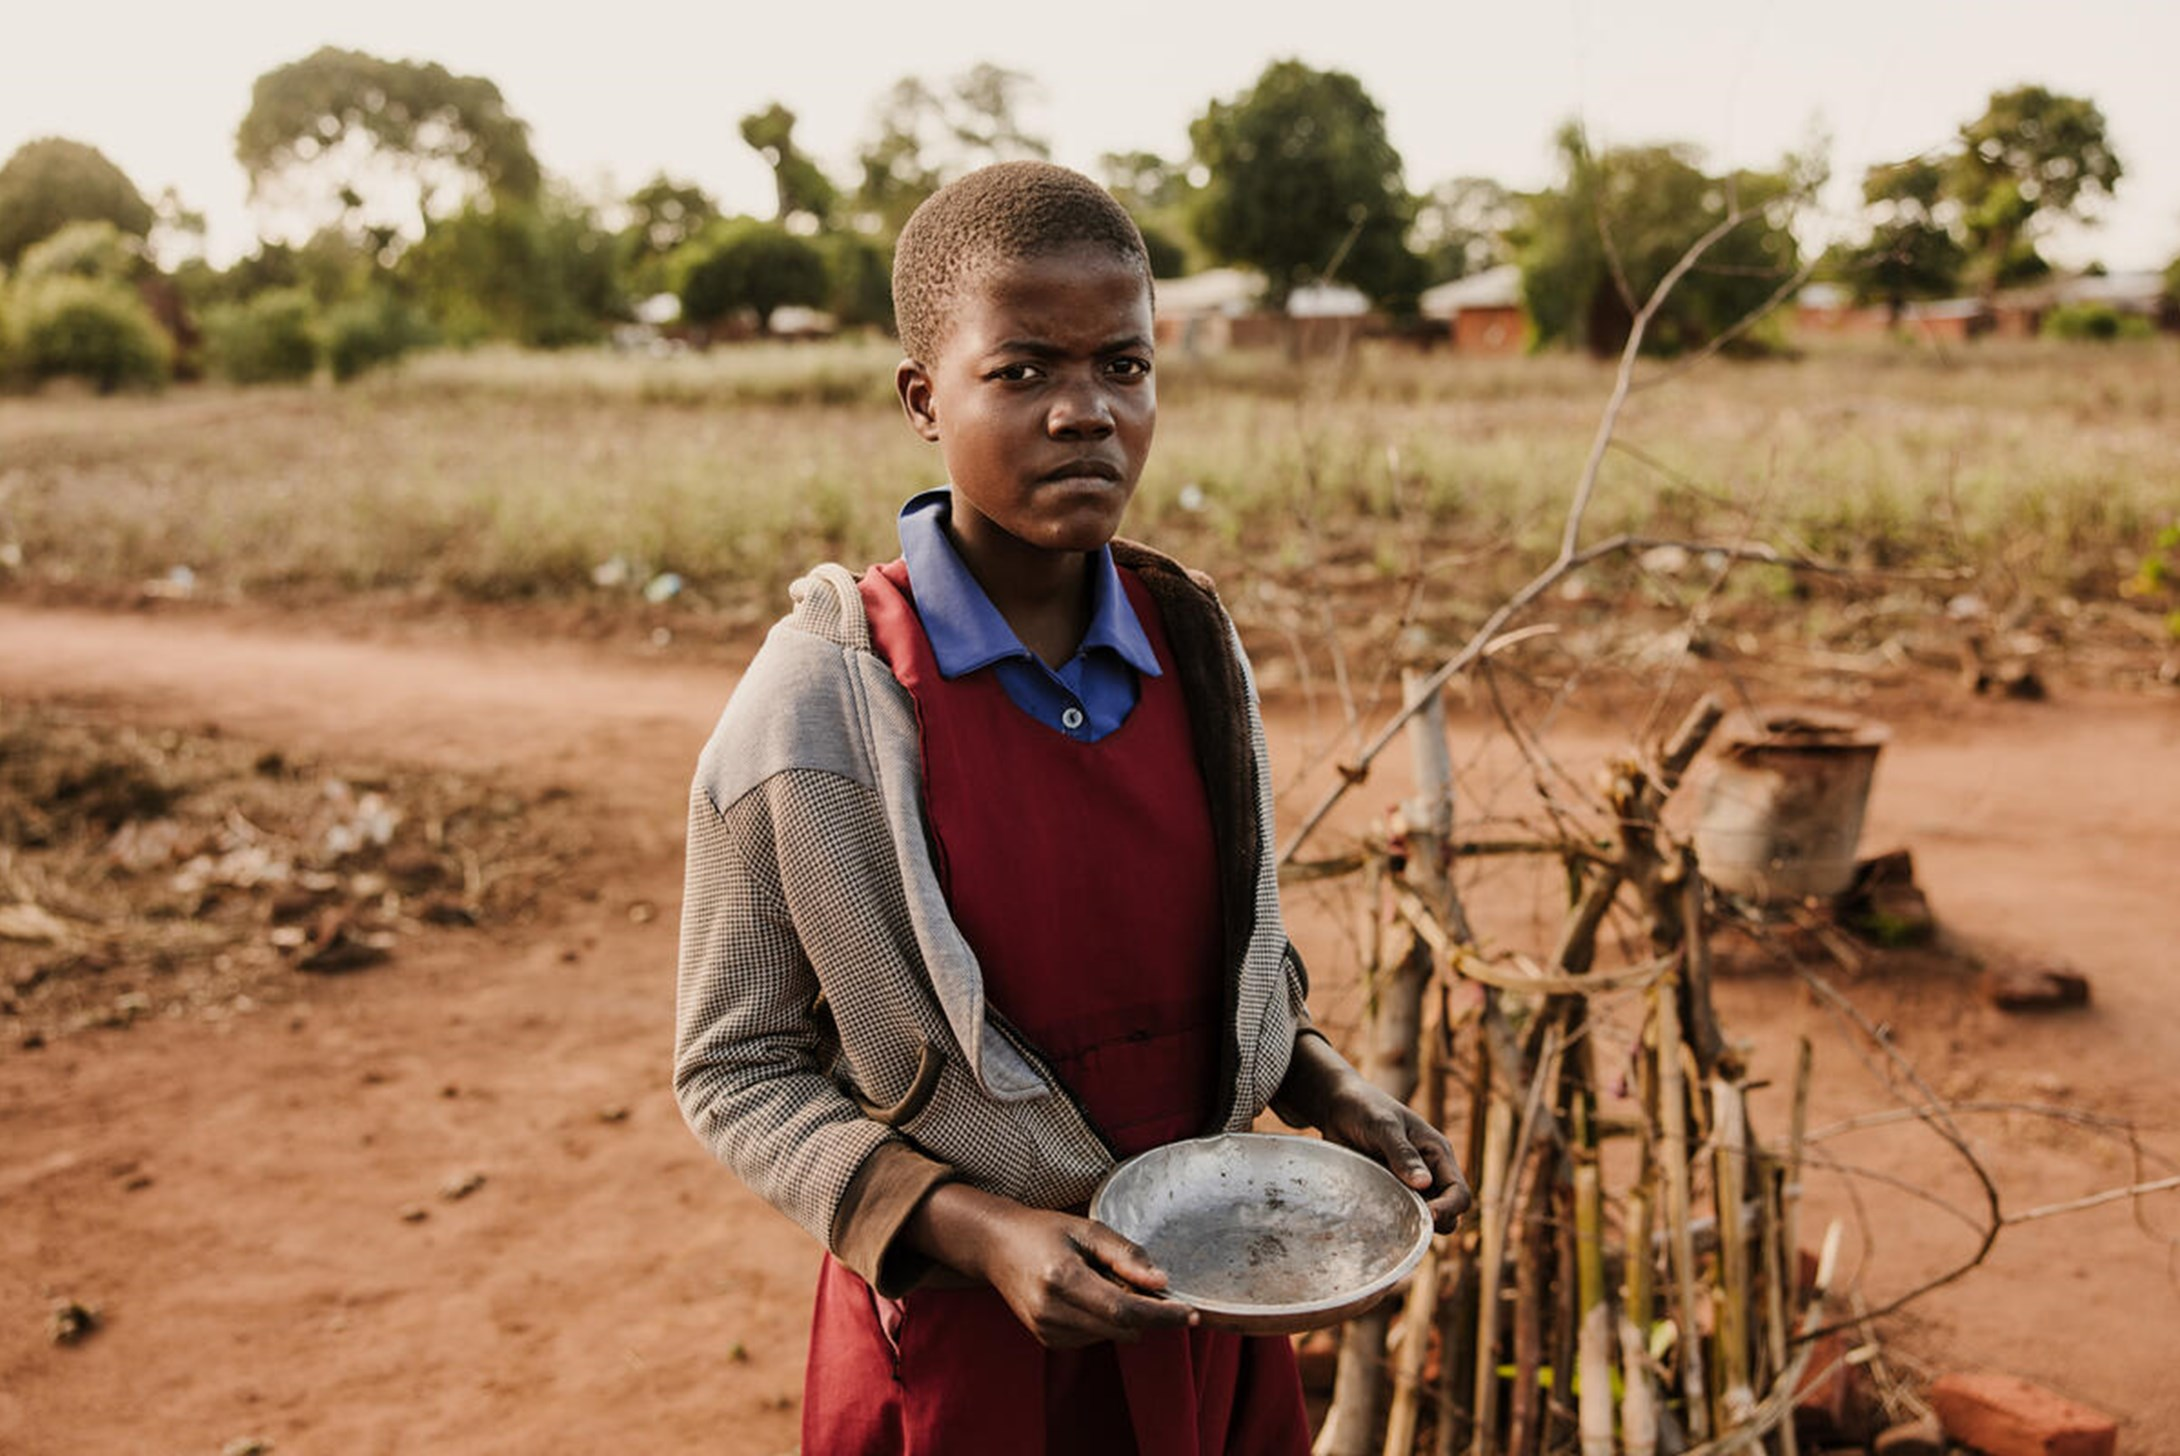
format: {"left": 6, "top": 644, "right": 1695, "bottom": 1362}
{"left": 906, "top": 1183, "right": 1199, "bottom": 1348}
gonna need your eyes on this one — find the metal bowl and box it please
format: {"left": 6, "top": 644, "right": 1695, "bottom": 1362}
{"left": 1090, "top": 1132, "right": 1431, "bottom": 1334}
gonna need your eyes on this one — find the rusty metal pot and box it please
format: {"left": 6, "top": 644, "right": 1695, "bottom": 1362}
{"left": 1694, "top": 708, "right": 1888, "bottom": 904}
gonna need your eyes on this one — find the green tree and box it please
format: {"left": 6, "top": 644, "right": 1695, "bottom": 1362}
{"left": 0, "top": 138, "right": 154, "bottom": 268}
{"left": 149, "top": 186, "right": 208, "bottom": 267}
{"left": 740, "top": 104, "right": 838, "bottom": 228}
{"left": 398, "top": 190, "right": 620, "bottom": 347}
{"left": 946, "top": 63, "right": 1048, "bottom": 164}
{"left": 1099, "top": 150, "right": 1192, "bottom": 215}
{"left": 1830, "top": 156, "right": 1968, "bottom": 321}
{"left": 172, "top": 228, "right": 386, "bottom": 318}
{"left": 617, "top": 174, "right": 720, "bottom": 299}
{"left": 816, "top": 230, "right": 893, "bottom": 331}
{"left": 672, "top": 218, "right": 830, "bottom": 336}
{"left": 1512, "top": 125, "right": 1806, "bottom": 357}
{"left": 1098, "top": 150, "right": 1196, "bottom": 277}
{"left": 236, "top": 47, "right": 542, "bottom": 242}
{"left": 1187, "top": 60, "right": 1421, "bottom": 310}
{"left": 1413, "top": 176, "right": 1514, "bottom": 285}
{"left": 1944, "top": 85, "right": 2120, "bottom": 295}
{"left": 851, "top": 66, "right": 1049, "bottom": 236}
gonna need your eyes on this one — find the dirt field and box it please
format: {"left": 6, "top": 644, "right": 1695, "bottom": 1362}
{"left": 2, "top": 601, "right": 2176, "bottom": 1455}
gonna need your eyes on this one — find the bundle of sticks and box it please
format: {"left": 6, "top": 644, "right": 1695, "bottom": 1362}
{"left": 1305, "top": 689, "right": 1838, "bottom": 1456}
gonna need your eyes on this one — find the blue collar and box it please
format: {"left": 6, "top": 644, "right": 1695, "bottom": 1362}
{"left": 895, "top": 488, "right": 1162, "bottom": 681}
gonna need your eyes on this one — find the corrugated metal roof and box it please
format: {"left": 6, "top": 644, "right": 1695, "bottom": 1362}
{"left": 1996, "top": 270, "right": 2167, "bottom": 312}
{"left": 1153, "top": 267, "right": 1260, "bottom": 318}
{"left": 1287, "top": 282, "right": 1370, "bottom": 318}
{"left": 1419, "top": 264, "right": 1522, "bottom": 317}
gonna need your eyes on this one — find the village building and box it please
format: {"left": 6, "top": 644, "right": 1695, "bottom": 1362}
{"left": 1152, "top": 267, "right": 1378, "bottom": 355}
{"left": 1419, "top": 264, "right": 1526, "bottom": 354}
{"left": 1989, "top": 269, "right": 2175, "bottom": 337}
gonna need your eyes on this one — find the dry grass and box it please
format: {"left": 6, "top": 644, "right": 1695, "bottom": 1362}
{"left": 0, "top": 336, "right": 2173, "bottom": 672}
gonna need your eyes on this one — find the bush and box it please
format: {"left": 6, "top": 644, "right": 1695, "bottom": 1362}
{"left": 672, "top": 219, "right": 828, "bottom": 334}
{"left": 203, "top": 287, "right": 318, "bottom": 383}
{"left": 16, "top": 219, "right": 141, "bottom": 284}
{"left": 322, "top": 291, "right": 430, "bottom": 381}
{"left": 10, "top": 274, "right": 171, "bottom": 390}
{"left": 2041, "top": 302, "right": 2153, "bottom": 342}
{"left": 397, "top": 195, "right": 621, "bottom": 349}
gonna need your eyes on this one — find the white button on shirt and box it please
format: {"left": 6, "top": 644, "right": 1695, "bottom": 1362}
{"left": 1060, "top": 706, "right": 1086, "bottom": 731}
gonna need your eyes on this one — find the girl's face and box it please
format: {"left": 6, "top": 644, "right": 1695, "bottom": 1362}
{"left": 895, "top": 243, "right": 1156, "bottom": 567}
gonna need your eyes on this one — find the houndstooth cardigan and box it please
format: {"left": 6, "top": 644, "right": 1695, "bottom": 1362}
{"left": 673, "top": 540, "right": 1310, "bottom": 1293}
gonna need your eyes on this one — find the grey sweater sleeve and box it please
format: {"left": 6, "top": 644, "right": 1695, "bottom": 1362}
{"left": 672, "top": 775, "right": 900, "bottom": 1255}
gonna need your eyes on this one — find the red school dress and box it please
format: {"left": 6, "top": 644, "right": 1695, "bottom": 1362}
{"left": 799, "top": 559, "right": 1310, "bottom": 1456}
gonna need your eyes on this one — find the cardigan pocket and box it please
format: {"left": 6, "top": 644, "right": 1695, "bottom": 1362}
{"left": 852, "top": 1039, "right": 945, "bottom": 1128}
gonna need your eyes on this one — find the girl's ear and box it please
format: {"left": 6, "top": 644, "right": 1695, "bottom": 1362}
{"left": 896, "top": 359, "right": 941, "bottom": 442}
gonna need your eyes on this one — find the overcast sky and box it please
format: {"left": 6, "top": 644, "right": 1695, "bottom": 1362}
{"left": 6, "top": 0, "right": 2174, "bottom": 272}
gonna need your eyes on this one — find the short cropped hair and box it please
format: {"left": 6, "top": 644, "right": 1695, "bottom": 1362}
{"left": 892, "top": 161, "right": 1151, "bottom": 363}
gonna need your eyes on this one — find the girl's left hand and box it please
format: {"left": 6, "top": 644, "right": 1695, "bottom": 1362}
{"left": 1274, "top": 1033, "right": 1473, "bottom": 1233}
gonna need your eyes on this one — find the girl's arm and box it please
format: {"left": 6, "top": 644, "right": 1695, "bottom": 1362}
{"left": 1272, "top": 1029, "right": 1474, "bottom": 1233}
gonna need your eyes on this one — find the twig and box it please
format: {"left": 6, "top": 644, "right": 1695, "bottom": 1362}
{"left": 1793, "top": 1153, "right": 1989, "bottom": 1234}
{"left": 2004, "top": 1176, "right": 2180, "bottom": 1225}
{"left": 1627, "top": 253, "right": 1824, "bottom": 394}
{"left": 1560, "top": 204, "right": 1751, "bottom": 563}
{"left": 1279, "top": 535, "right": 1840, "bottom": 864}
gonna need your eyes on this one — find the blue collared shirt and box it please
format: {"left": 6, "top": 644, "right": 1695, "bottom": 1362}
{"left": 896, "top": 488, "right": 1161, "bottom": 743}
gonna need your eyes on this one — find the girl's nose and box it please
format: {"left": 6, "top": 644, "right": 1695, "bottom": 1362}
{"left": 1046, "top": 379, "right": 1114, "bottom": 438}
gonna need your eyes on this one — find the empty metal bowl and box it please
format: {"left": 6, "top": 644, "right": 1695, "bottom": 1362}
{"left": 1090, "top": 1132, "right": 1432, "bottom": 1334}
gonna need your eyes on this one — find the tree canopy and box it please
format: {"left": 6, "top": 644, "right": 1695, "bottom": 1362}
{"left": 673, "top": 219, "right": 830, "bottom": 335}
{"left": 1098, "top": 150, "right": 1196, "bottom": 278}
{"left": 1827, "top": 85, "right": 2121, "bottom": 307}
{"left": 1187, "top": 60, "right": 1420, "bottom": 310}
{"left": 1512, "top": 125, "right": 1807, "bottom": 357}
{"left": 1413, "top": 176, "right": 1515, "bottom": 285}
{"left": 0, "top": 137, "right": 154, "bottom": 268}
{"left": 740, "top": 104, "right": 837, "bottom": 228}
{"left": 1828, "top": 156, "right": 1969, "bottom": 318}
{"left": 1946, "top": 84, "right": 2121, "bottom": 294}
{"left": 851, "top": 65, "right": 1048, "bottom": 236}
{"left": 235, "top": 47, "right": 542, "bottom": 240}
{"left": 616, "top": 174, "right": 720, "bottom": 298}
{"left": 398, "top": 189, "right": 618, "bottom": 348}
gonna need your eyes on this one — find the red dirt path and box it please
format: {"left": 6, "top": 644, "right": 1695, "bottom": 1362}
{"left": 2, "top": 603, "right": 2176, "bottom": 1455}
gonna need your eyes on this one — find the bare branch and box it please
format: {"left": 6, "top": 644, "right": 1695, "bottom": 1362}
{"left": 1628, "top": 253, "right": 1822, "bottom": 394}
{"left": 1561, "top": 204, "right": 1749, "bottom": 562}
{"left": 2005, "top": 1176, "right": 2180, "bottom": 1226}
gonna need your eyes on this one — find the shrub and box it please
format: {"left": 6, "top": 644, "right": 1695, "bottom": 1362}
{"left": 16, "top": 219, "right": 141, "bottom": 285}
{"left": 321, "top": 291, "right": 430, "bottom": 381}
{"left": 672, "top": 219, "right": 828, "bottom": 334}
{"left": 203, "top": 287, "right": 318, "bottom": 384}
{"left": 10, "top": 274, "right": 171, "bottom": 390}
{"left": 2041, "top": 302, "right": 2153, "bottom": 342}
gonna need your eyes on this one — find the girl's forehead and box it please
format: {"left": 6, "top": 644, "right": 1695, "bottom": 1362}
{"left": 949, "top": 248, "right": 1152, "bottom": 338}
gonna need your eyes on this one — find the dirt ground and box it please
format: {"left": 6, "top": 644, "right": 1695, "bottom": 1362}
{"left": 2, "top": 601, "right": 2175, "bottom": 1456}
